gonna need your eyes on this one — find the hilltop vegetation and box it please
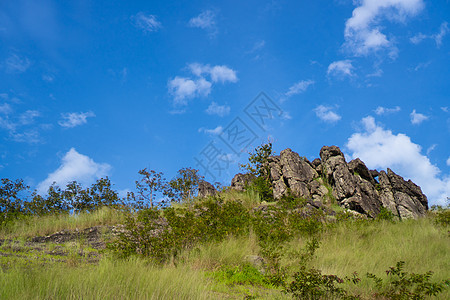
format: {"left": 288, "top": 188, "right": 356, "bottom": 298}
{"left": 1, "top": 144, "right": 449, "bottom": 299}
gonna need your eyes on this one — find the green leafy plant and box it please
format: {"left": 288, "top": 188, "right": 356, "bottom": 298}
{"left": 430, "top": 204, "right": 450, "bottom": 227}
{"left": 212, "top": 264, "right": 268, "bottom": 287}
{"left": 284, "top": 266, "right": 350, "bottom": 299}
{"left": 240, "top": 142, "right": 274, "bottom": 201}
{"left": 366, "top": 261, "right": 450, "bottom": 299}
{"left": 376, "top": 206, "right": 396, "bottom": 222}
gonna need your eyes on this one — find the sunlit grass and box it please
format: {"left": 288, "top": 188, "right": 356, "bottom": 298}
{"left": 0, "top": 257, "right": 214, "bottom": 300}
{"left": 283, "top": 218, "right": 450, "bottom": 298}
{"left": 0, "top": 206, "right": 125, "bottom": 239}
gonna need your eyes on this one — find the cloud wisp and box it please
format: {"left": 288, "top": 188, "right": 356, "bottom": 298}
{"left": 59, "top": 111, "right": 95, "bottom": 128}
{"left": 205, "top": 102, "right": 230, "bottom": 117}
{"left": 327, "top": 60, "right": 354, "bottom": 79}
{"left": 410, "top": 22, "right": 449, "bottom": 48}
{"left": 314, "top": 105, "right": 341, "bottom": 123}
{"left": 410, "top": 109, "right": 428, "bottom": 125}
{"left": 198, "top": 125, "right": 223, "bottom": 135}
{"left": 374, "top": 106, "right": 401, "bottom": 115}
{"left": 4, "top": 54, "right": 31, "bottom": 73}
{"left": 347, "top": 116, "right": 449, "bottom": 206}
{"left": 37, "top": 148, "right": 111, "bottom": 194}
{"left": 285, "top": 80, "right": 315, "bottom": 97}
{"left": 188, "top": 10, "right": 217, "bottom": 36}
{"left": 132, "top": 12, "right": 162, "bottom": 33}
{"left": 0, "top": 100, "right": 41, "bottom": 143}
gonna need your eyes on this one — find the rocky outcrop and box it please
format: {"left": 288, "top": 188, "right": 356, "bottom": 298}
{"left": 231, "top": 145, "right": 428, "bottom": 219}
{"left": 230, "top": 173, "right": 256, "bottom": 192}
{"left": 198, "top": 180, "right": 217, "bottom": 198}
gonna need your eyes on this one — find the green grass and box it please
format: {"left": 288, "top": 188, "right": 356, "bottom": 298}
{"left": 1, "top": 199, "right": 449, "bottom": 299}
{"left": 0, "top": 206, "right": 125, "bottom": 239}
{"left": 0, "top": 257, "right": 214, "bottom": 299}
{"left": 284, "top": 218, "right": 450, "bottom": 298}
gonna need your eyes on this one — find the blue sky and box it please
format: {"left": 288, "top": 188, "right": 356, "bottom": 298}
{"left": 1, "top": 0, "right": 449, "bottom": 206}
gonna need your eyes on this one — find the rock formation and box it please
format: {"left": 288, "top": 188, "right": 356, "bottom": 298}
{"left": 229, "top": 145, "right": 428, "bottom": 219}
{"left": 198, "top": 180, "right": 217, "bottom": 198}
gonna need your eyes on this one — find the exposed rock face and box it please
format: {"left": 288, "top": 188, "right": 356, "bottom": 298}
{"left": 198, "top": 180, "right": 217, "bottom": 198}
{"left": 230, "top": 173, "right": 256, "bottom": 192}
{"left": 232, "top": 145, "right": 428, "bottom": 219}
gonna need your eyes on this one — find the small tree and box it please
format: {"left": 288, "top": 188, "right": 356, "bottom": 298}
{"left": 89, "top": 177, "right": 120, "bottom": 208}
{"left": 0, "top": 178, "right": 28, "bottom": 226}
{"left": 240, "top": 141, "right": 274, "bottom": 178}
{"left": 135, "top": 169, "right": 167, "bottom": 208}
{"left": 240, "top": 142, "right": 274, "bottom": 201}
{"left": 64, "top": 181, "right": 93, "bottom": 213}
{"left": 165, "top": 168, "right": 203, "bottom": 203}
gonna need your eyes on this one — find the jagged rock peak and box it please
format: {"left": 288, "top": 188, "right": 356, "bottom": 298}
{"left": 228, "top": 145, "right": 428, "bottom": 219}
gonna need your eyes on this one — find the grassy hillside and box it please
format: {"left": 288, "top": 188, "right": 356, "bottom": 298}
{"left": 1, "top": 191, "right": 449, "bottom": 299}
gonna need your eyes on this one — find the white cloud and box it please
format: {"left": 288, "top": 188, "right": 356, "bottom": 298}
{"left": 434, "top": 22, "right": 449, "bottom": 47}
{"left": 413, "top": 61, "right": 431, "bottom": 71}
{"left": 410, "top": 22, "right": 449, "bottom": 48}
{"left": 344, "top": 0, "right": 424, "bottom": 56}
{"left": 441, "top": 107, "right": 449, "bottom": 113}
{"left": 168, "top": 76, "right": 212, "bottom": 105}
{"left": 314, "top": 105, "right": 341, "bottom": 123}
{"left": 0, "top": 103, "right": 12, "bottom": 115}
{"left": 59, "top": 111, "right": 95, "bottom": 128}
{"left": 327, "top": 60, "right": 354, "bottom": 78}
{"left": 188, "top": 10, "right": 216, "bottom": 30}
{"left": 447, "top": 157, "right": 450, "bottom": 167}
{"left": 37, "top": 148, "right": 111, "bottom": 194}
{"left": 410, "top": 33, "right": 427, "bottom": 44}
{"left": 410, "top": 109, "right": 428, "bottom": 125}
{"left": 374, "top": 106, "right": 401, "bottom": 115}
{"left": 42, "top": 74, "right": 55, "bottom": 82}
{"left": 281, "top": 111, "right": 292, "bottom": 120}
{"left": 0, "top": 106, "right": 41, "bottom": 143}
{"left": 248, "top": 40, "right": 266, "bottom": 53}
{"left": 169, "top": 63, "right": 237, "bottom": 106}
{"left": 188, "top": 63, "right": 237, "bottom": 83}
{"left": 426, "top": 144, "right": 437, "bottom": 156}
{"left": 132, "top": 12, "right": 162, "bottom": 33}
{"left": 347, "top": 116, "right": 450, "bottom": 206}
{"left": 285, "top": 80, "right": 315, "bottom": 97}
{"left": 206, "top": 102, "right": 230, "bottom": 117}
{"left": 209, "top": 65, "right": 238, "bottom": 83}
{"left": 10, "top": 130, "right": 40, "bottom": 143}
{"left": 5, "top": 54, "right": 31, "bottom": 73}
{"left": 19, "top": 110, "right": 40, "bottom": 125}
{"left": 198, "top": 125, "right": 223, "bottom": 135}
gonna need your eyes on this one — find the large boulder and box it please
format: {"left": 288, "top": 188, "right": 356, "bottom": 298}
{"left": 269, "top": 148, "right": 318, "bottom": 199}
{"left": 230, "top": 173, "right": 256, "bottom": 192}
{"left": 198, "top": 180, "right": 217, "bottom": 198}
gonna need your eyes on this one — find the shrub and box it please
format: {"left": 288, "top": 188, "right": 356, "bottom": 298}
{"left": 110, "top": 198, "right": 251, "bottom": 263}
{"left": 284, "top": 266, "right": 350, "bottom": 299}
{"left": 430, "top": 205, "right": 450, "bottom": 227}
{"left": 212, "top": 264, "right": 268, "bottom": 287}
{"left": 376, "top": 206, "right": 396, "bottom": 222}
{"left": 367, "top": 261, "right": 450, "bottom": 299}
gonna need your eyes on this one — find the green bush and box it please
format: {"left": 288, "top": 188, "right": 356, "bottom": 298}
{"left": 211, "top": 264, "right": 268, "bottom": 287}
{"left": 430, "top": 205, "right": 450, "bottom": 227}
{"left": 110, "top": 197, "right": 251, "bottom": 263}
{"left": 376, "top": 206, "right": 396, "bottom": 222}
{"left": 284, "top": 266, "right": 351, "bottom": 299}
{"left": 367, "top": 261, "right": 450, "bottom": 299}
